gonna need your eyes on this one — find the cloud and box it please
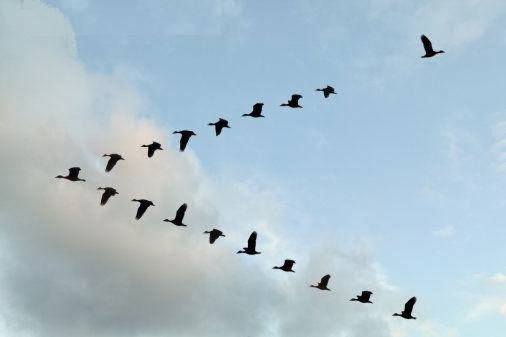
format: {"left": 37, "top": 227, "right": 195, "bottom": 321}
{"left": 463, "top": 272, "right": 506, "bottom": 321}
{"left": 490, "top": 273, "right": 506, "bottom": 284}
{"left": 431, "top": 225, "right": 457, "bottom": 238}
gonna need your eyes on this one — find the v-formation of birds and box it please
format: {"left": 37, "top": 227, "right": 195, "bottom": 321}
{"left": 54, "top": 35, "right": 442, "bottom": 320}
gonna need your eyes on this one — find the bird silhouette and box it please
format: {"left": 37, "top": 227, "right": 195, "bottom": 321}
{"left": 310, "top": 274, "right": 331, "bottom": 291}
{"left": 242, "top": 103, "right": 265, "bottom": 118}
{"left": 237, "top": 231, "right": 261, "bottom": 255}
{"left": 393, "top": 296, "right": 417, "bottom": 319}
{"left": 173, "top": 130, "right": 196, "bottom": 152}
{"left": 280, "top": 94, "right": 303, "bottom": 108}
{"left": 208, "top": 118, "right": 230, "bottom": 136}
{"left": 97, "top": 187, "right": 118, "bottom": 206}
{"left": 350, "top": 291, "right": 373, "bottom": 303}
{"left": 102, "top": 153, "right": 124, "bottom": 172}
{"left": 131, "top": 199, "right": 154, "bottom": 220}
{"left": 273, "top": 259, "right": 296, "bottom": 272}
{"left": 316, "top": 86, "right": 337, "bottom": 98}
{"left": 421, "top": 35, "right": 444, "bottom": 58}
{"left": 163, "top": 203, "right": 188, "bottom": 226}
{"left": 141, "top": 142, "right": 162, "bottom": 158}
{"left": 203, "top": 228, "right": 225, "bottom": 244}
{"left": 55, "top": 167, "right": 85, "bottom": 182}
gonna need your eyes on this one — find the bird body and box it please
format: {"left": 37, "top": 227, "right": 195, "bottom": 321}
{"left": 173, "top": 130, "right": 196, "bottom": 152}
{"left": 242, "top": 103, "right": 265, "bottom": 118}
{"left": 204, "top": 228, "right": 225, "bottom": 244}
{"left": 55, "top": 167, "right": 85, "bottom": 182}
{"left": 102, "top": 153, "right": 124, "bottom": 172}
{"left": 280, "top": 94, "right": 303, "bottom": 108}
{"left": 141, "top": 142, "right": 162, "bottom": 158}
{"left": 131, "top": 199, "right": 154, "bottom": 220}
{"left": 310, "top": 274, "right": 331, "bottom": 291}
{"left": 97, "top": 187, "right": 118, "bottom": 206}
{"left": 350, "top": 291, "right": 373, "bottom": 303}
{"left": 316, "top": 86, "right": 337, "bottom": 98}
{"left": 421, "top": 35, "right": 444, "bottom": 58}
{"left": 393, "top": 296, "right": 417, "bottom": 319}
{"left": 237, "top": 231, "right": 261, "bottom": 255}
{"left": 164, "top": 203, "right": 188, "bottom": 226}
{"left": 208, "top": 118, "right": 230, "bottom": 136}
{"left": 273, "top": 259, "right": 296, "bottom": 272}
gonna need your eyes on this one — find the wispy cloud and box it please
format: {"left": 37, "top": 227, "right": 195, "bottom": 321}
{"left": 431, "top": 224, "right": 457, "bottom": 238}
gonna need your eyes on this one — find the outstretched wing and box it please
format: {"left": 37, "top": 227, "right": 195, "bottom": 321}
{"left": 247, "top": 231, "right": 257, "bottom": 250}
{"left": 147, "top": 146, "right": 156, "bottom": 157}
{"left": 136, "top": 202, "right": 149, "bottom": 220}
{"left": 215, "top": 124, "right": 223, "bottom": 136}
{"left": 252, "top": 103, "right": 263, "bottom": 115}
{"left": 105, "top": 157, "right": 119, "bottom": 172}
{"left": 291, "top": 94, "right": 302, "bottom": 103}
{"left": 100, "top": 189, "right": 114, "bottom": 205}
{"left": 361, "top": 291, "right": 372, "bottom": 301}
{"left": 421, "top": 35, "right": 434, "bottom": 54}
{"left": 209, "top": 229, "right": 222, "bottom": 244}
{"left": 320, "top": 274, "right": 331, "bottom": 287}
{"left": 174, "top": 203, "right": 187, "bottom": 223}
{"left": 403, "top": 296, "right": 417, "bottom": 315}
{"left": 68, "top": 167, "right": 81, "bottom": 177}
{"left": 284, "top": 259, "right": 295, "bottom": 269}
{"left": 179, "top": 134, "right": 191, "bottom": 151}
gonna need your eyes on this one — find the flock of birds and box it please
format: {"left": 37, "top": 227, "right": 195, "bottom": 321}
{"left": 54, "top": 35, "right": 445, "bottom": 321}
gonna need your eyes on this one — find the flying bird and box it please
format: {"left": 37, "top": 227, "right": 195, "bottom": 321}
{"left": 203, "top": 228, "right": 225, "bottom": 244}
{"left": 237, "top": 231, "right": 261, "bottom": 255}
{"left": 141, "top": 142, "right": 162, "bottom": 158}
{"left": 280, "top": 94, "right": 303, "bottom": 108}
{"left": 97, "top": 187, "right": 118, "bottom": 206}
{"left": 393, "top": 296, "right": 417, "bottom": 319}
{"left": 208, "top": 118, "right": 230, "bottom": 136}
{"left": 310, "top": 274, "right": 331, "bottom": 291}
{"left": 350, "top": 291, "right": 373, "bottom": 303}
{"left": 421, "top": 35, "right": 444, "bottom": 58}
{"left": 273, "top": 259, "right": 296, "bottom": 272}
{"left": 242, "top": 103, "right": 265, "bottom": 118}
{"left": 55, "top": 167, "right": 86, "bottom": 182}
{"left": 102, "top": 153, "right": 124, "bottom": 172}
{"left": 131, "top": 199, "right": 154, "bottom": 220}
{"left": 163, "top": 203, "right": 188, "bottom": 226}
{"left": 173, "top": 130, "right": 196, "bottom": 152}
{"left": 316, "top": 85, "right": 337, "bottom": 98}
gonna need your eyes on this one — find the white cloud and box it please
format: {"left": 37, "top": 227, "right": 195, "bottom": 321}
{"left": 431, "top": 224, "right": 457, "bottom": 238}
{"left": 490, "top": 273, "right": 506, "bottom": 283}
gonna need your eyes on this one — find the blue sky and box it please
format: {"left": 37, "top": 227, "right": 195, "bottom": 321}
{"left": 2, "top": 0, "right": 506, "bottom": 336}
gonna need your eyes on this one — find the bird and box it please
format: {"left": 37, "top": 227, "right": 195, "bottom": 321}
{"left": 97, "top": 187, "right": 118, "bottom": 206}
{"left": 208, "top": 118, "right": 230, "bottom": 136}
{"left": 141, "top": 142, "right": 162, "bottom": 158}
{"left": 280, "top": 94, "right": 303, "bottom": 108}
{"left": 55, "top": 167, "right": 86, "bottom": 182}
{"left": 131, "top": 199, "right": 154, "bottom": 220}
{"left": 163, "top": 203, "right": 188, "bottom": 226}
{"left": 242, "top": 103, "right": 265, "bottom": 118}
{"left": 310, "top": 274, "right": 331, "bottom": 291}
{"left": 421, "top": 35, "right": 444, "bottom": 58}
{"left": 273, "top": 259, "right": 296, "bottom": 272}
{"left": 203, "top": 228, "right": 225, "bottom": 244}
{"left": 393, "top": 296, "right": 417, "bottom": 319}
{"left": 173, "top": 130, "right": 196, "bottom": 152}
{"left": 237, "top": 231, "right": 261, "bottom": 255}
{"left": 350, "top": 291, "right": 373, "bottom": 303}
{"left": 102, "top": 153, "right": 124, "bottom": 172}
{"left": 316, "top": 85, "right": 337, "bottom": 98}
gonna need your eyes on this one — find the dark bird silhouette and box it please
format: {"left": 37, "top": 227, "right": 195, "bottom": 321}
{"left": 280, "top": 94, "right": 303, "bottom": 108}
{"left": 237, "top": 231, "right": 261, "bottom": 255}
{"left": 208, "top": 118, "right": 230, "bottom": 136}
{"left": 350, "top": 291, "right": 373, "bottom": 303}
{"left": 141, "top": 142, "right": 162, "bottom": 158}
{"left": 316, "top": 85, "right": 337, "bottom": 98}
{"left": 273, "top": 259, "right": 295, "bottom": 272}
{"left": 102, "top": 153, "right": 124, "bottom": 172}
{"left": 173, "top": 130, "right": 196, "bottom": 152}
{"left": 131, "top": 199, "right": 154, "bottom": 220}
{"left": 163, "top": 203, "right": 188, "bottom": 226}
{"left": 393, "top": 296, "right": 417, "bottom": 319}
{"left": 97, "top": 187, "right": 118, "bottom": 206}
{"left": 421, "top": 35, "right": 444, "bottom": 58}
{"left": 55, "top": 167, "right": 85, "bottom": 182}
{"left": 203, "top": 228, "right": 225, "bottom": 244}
{"left": 310, "top": 274, "right": 331, "bottom": 291}
{"left": 242, "top": 103, "right": 265, "bottom": 118}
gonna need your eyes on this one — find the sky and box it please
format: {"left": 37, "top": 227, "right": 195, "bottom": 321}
{"left": 0, "top": 0, "right": 505, "bottom": 336}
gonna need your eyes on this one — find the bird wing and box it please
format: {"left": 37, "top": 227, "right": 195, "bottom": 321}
{"left": 327, "top": 86, "right": 335, "bottom": 92}
{"left": 247, "top": 231, "right": 257, "bottom": 250}
{"left": 136, "top": 202, "right": 149, "bottom": 220}
{"left": 284, "top": 259, "right": 295, "bottom": 269}
{"left": 421, "top": 35, "right": 434, "bottom": 53}
{"left": 209, "top": 230, "right": 219, "bottom": 244}
{"left": 105, "top": 157, "right": 119, "bottom": 172}
{"left": 291, "top": 94, "right": 302, "bottom": 103}
{"left": 324, "top": 91, "right": 330, "bottom": 98}
{"left": 215, "top": 124, "right": 223, "bottom": 136}
{"left": 361, "top": 291, "right": 372, "bottom": 301}
{"left": 100, "top": 188, "right": 116, "bottom": 205}
{"left": 68, "top": 167, "right": 80, "bottom": 177}
{"left": 403, "top": 296, "right": 417, "bottom": 315}
{"left": 320, "top": 274, "right": 331, "bottom": 287}
{"left": 147, "top": 146, "right": 156, "bottom": 157}
{"left": 179, "top": 134, "right": 191, "bottom": 151}
{"left": 174, "top": 203, "right": 187, "bottom": 223}
{"left": 252, "top": 103, "right": 263, "bottom": 115}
